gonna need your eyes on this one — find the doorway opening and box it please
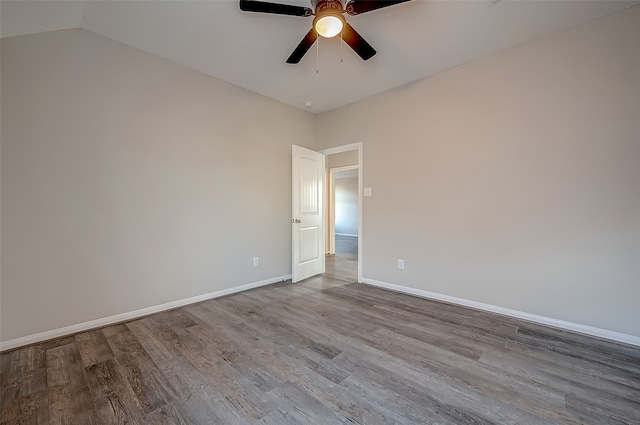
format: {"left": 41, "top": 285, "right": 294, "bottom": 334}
{"left": 320, "top": 143, "right": 362, "bottom": 283}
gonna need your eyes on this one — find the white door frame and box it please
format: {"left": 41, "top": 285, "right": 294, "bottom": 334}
{"left": 319, "top": 142, "right": 363, "bottom": 283}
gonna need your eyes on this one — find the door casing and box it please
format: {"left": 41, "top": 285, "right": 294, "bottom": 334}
{"left": 319, "top": 143, "right": 363, "bottom": 283}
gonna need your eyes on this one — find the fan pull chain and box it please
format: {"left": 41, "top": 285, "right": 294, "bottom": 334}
{"left": 340, "top": 30, "right": 344, "bottom": 63}
{"left": 316, "top": 36, "right": 319, "bottom": 74}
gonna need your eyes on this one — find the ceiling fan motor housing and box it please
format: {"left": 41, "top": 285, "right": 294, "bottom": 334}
{"left": 311, "top": 0, "right": 344, "bottom": 11}
{"left": 312, "top": 0, "right": 345, "bottom": 20}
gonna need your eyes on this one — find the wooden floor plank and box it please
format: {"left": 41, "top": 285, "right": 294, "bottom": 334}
{"left": 505, "top": 338, "right": 640, "bottom": 390}
{"left": 84, "top": 359, "right": 145, "bottom": 425}
{"left": 263, "top": 381, "right": 351, "bottom": 425}
{"left": 183, "top": 391, "right": 253, "bottom": 425}
{"left": 46, "top": 343, "right": 96, "bottom": 424}
{"left": 1, "top": 389, "right": 50, "bottom": 424}
{"left": 75, "top": 329, "right": 114, "bottom": 368}
{"left": 173, "top": 332, "right": 275, "bottom": 422}
{"left": 1, "top": 345, "right": 48, "bottom": 424}
{"left": 282, "top": 368, "right": 409, "bottom": 425}
{"left": 105, "top": 330, "right": 178, "bottom": 415}
{"left": 1, "top": 368, "right": 47, "bottom": 406}
{"left": 126, "top": 319, "right": 182, "bottom": 369}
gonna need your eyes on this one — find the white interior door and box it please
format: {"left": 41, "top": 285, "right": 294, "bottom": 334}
{"left": 292, "top": 145, "right": 324, "bottom": 283}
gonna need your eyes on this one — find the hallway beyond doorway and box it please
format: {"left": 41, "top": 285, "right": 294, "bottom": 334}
{"left": 325, "top": 235, "right": 358, "bottom": 283}
{"left": 335, "top": 235, "right": 357, "bottom": 260}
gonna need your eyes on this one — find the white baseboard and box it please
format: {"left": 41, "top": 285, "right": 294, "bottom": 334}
{"left": 361, "top": 277, "right": 640, "bottom": 348}
{"left": 335, "top": 233, "right": 358, "bottom": 238}
{"left": 0, "top": 274, "right": 291, "bottom": 352}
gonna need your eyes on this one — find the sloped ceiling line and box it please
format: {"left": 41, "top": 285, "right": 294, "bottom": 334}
{"left": 2, "top": 0, "right": 638, "bottom": 113}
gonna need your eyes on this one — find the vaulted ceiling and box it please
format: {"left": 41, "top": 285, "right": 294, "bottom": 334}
{"left": 2, "top": 1, "right": 638, "bottom": 113}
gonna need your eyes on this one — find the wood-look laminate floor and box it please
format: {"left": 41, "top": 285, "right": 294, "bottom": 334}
{"left": 2, "top": 256, "right": 639, "bottom": 424}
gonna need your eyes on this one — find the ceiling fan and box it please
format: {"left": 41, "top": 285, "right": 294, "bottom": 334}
{"left": 239, "top": 0, "right": 412, "bottom": 64}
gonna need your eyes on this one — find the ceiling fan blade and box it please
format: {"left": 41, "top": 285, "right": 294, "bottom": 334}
{"left": 286, "top": 28, "right": 318, "bottom": 64}
{"left": 239, "top": 0, "right": 312, "bottom": 17}
{"left": 341, "top": 23, "right": 376, "bottom": 61}
{"left": 345, "top": 0, "right": 411, "bottom": 16}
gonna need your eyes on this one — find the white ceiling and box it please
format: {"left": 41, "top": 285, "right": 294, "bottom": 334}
{"left": 2, "top": 0, "right": 638, "bottom": 113}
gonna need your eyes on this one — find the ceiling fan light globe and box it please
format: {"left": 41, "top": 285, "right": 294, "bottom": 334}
{"left": 315, "top": 15, "right": 343, "bottom": 38}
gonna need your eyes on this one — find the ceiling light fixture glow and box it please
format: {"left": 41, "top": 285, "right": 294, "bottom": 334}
{"left": 314, "top": 15, "right": 343, "bottom": 38}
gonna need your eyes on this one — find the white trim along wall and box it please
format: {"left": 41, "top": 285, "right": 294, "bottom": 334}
{"left": 0, "top": 275, "right": 291, "bottom": 352}
{"left": 362, "top": 278, "right": 640, "bottom": 347}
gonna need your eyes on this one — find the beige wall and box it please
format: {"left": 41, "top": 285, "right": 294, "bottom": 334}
{"left": 1, "top": 29, "right": 317, "bottom": 342}
{"left": 316, "top": 7, "right": 640, "bottom": 337}
{"left": 2, "top": 6, "right": 640, "bottom": 345}
{"left": 327, "top": 150, "right": 358, "bottom": 169}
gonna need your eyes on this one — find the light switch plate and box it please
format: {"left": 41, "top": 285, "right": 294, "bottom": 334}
{"left": 364, "top": 187, "right": 372, "bottom": 197}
